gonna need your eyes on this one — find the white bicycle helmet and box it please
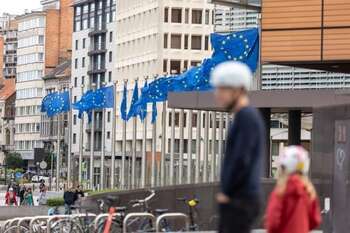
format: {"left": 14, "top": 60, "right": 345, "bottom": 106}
{"left": 210, "top": 61, "right": 252, "bottom": 90}
{"left": 278, "top": 146, "right": 310, "bottom": 175}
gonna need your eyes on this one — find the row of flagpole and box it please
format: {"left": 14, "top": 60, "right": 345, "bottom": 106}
{"left": 49, "top": 81, "right": 232, "bottom": 191}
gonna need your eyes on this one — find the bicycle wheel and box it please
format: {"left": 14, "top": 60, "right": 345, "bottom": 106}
{"left": 96, "top": 221, "right": 121, "bottom": 233}
{"left": 50, "top": 219, "right": 84, "bottom": 233}
{"left": 3, "top": 226, "right": 30, "bottom": 233}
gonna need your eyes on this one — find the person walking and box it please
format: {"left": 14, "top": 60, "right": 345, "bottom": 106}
{"left": 24, "top": 188, "right": 34, "bottom": 206}
{"left": 265, "top": 146, "right": 321, "bottom": 233}
{"left": 19, "top": 185, "right": 26, "bottom": 205}
{"left": 210, "top": 61, "right": 266, "bottom": 233}
{"left": 5, "top": 187, "right": 18, "bottom": 206}
{"left": 63, "top": 187, "right": 76, "bottom": 215}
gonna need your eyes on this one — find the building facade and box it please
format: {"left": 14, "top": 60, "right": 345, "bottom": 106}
{"left": 214, "top": 6, "right": 350, "bottom": 90}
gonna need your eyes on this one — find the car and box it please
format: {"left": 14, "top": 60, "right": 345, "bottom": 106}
{"left": 31, "top": 175, "right": 49, "bottom": 183}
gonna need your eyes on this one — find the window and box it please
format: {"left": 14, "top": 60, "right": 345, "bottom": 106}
{"left": 192, "top": 9, "right": 202, "bottom": 24}
{"left": 74, "top": 96, "right": 77, "bottom": 103}
{"left": 184, "top": 34, "right": 189, "bottom": 49}
{"left": 74, "top": 77, "right": 78, "bottom": 87}
{"left": 82, "top": 57, "right": 86, "bottom": 68}
{"left": 73, "top": 133, "right": 77, "bottom": 144}
{"left": 163, "top": 59, "right": 168, "bottom": 73}
{"left": 109, "top": 51, "right": 113, "bottom": 62}
{"left": 163, "top": 33, "right": 168, "bottom": 49}
{"left": 184, "top": 60, "right": 188, "bottom": 70}
{"left": 75, "top": 59, "right": 78, "bottom": 69}
{"left": 82, "top": 38, "right": 86, "bottom": 49}
{"left": 205, "top": 10, "right": 210, "bottom": 24}
{"left": 191, "top": 60, "right": 201, "bottom": 67}
{"left": 73, "top": 115, "right": 77, "bottom": 125}
{"left": 17, "top": 70, "right": 42, "bottom": 82}
{"left": 81, "top": 76, "right": 85, "bottom": 85}
{"left": 185, "top": 9, "right": 189, "bottom": 23}
{"left": 107, "top": 112, "right": 111, "bottom": 122}
{"left": 164, "top": 7, "right": 169, "bottom": 22}
{"left": 108, "top": 71, "right": 112, "bottom": 82}
{"left": 170, "top": 60, "right": 181, "bottom": 74}
{"left": 107, "top": 131, "right": 111, "bottom": 139}
{"left": 205, "top": 35, "right": 209, "bottom": 50}
{"left": 170, "top": 34, "right": 181, "bottom": 49}
{"left": 171, "top": 8, "right": 182, "bottom": 23}
{"left": 75, "top": 40, "right": 79, "bottom": 50}
{"left": 109, "top": 31, "right": 113, "bottom": 42}
{"left": 191, "top": 35, "right": 202, "bottom": 50}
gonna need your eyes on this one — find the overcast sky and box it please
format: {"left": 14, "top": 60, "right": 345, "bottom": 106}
{"left": 0, "top": 0, "right": 42, "bottom": 15}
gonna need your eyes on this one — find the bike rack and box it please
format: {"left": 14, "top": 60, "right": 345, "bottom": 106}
{"left": 1, "top": 218, "right": 21, "bottom": 232}
{"left": 46, "top": 215, "right": 72, "bottom": 233}
{"left": 93, "top": 213, "right": 121, "bottom": 231}
{"left": 71, "top": 213, "right": 97, "bottom": 220}
{"left": 123, "top": 213, "right": 156, "bottom": 233}
{"left": 155, "top": 213, "right": 190, "bottom": 232}
{"left": 29, "top": 216, "right": 49, "bottom": 233}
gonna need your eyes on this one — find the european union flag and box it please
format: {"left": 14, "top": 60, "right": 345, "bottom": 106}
{"left": 137, "top": 81, "right": 148, "bottom": 121}
{"left": 91, "top": 86, "right": 114, "bottom": 109}
{"left": 151, "top": 102, "right": 157, "bottom": 124}
{"left": 211, "top": 28, "right": 259, "bottom": 72}
{"left": 120, "top": 84, "right": 128, "bottom": 121}
{"left": 41, "top": 91, "right": 70, "bottom": 117}
{"left": 127, "top": 82, "right": 139, "bottom": 119}
{"left": 140, "top": 77, "right": 172, "bottom": 103}
{"left": 73, "top": 90, "right": 94, "bottom": 118}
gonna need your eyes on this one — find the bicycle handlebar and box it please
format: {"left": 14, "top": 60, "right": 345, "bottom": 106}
{"left": 129, "top": 190, "right": 156, "bottom": 207}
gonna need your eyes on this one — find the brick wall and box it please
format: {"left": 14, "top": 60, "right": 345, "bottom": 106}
{"left": 45, "top": 9, "right": 60, "bottom": 75}
{"left": 59, "top": 0, "right": 73, "bottom": 61}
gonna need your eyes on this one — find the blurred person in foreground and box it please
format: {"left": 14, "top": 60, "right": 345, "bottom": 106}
{"left": 210, "top": 61, "right": 266, "bottom": 233}
{"left": 265, "top": 146, "right": 321, "bottom": 233}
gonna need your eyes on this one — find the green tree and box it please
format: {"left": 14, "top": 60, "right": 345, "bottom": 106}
{"left": 5, "top": 153, "right": 25, "bottom": 169}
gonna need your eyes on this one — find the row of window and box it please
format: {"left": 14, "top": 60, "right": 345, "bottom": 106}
{"left": 18, "top": 35, "right": 44, "bottom": 48}
{"left": 15, "top": 140, "right": 42, "bottom": 151}
{"left": 72, "top": 71, "right": 113, "bottom": 90}
{"left": 17, "top": 70, "right": 43, "bottom": 82}
{"left": 15, "top": 123, "right": 40, "bottom": 134}
{"left": 164, "top": 8, "right": 212, "bottom": 25}
{"left": 16, "top": 88, "right": 42, "bottom": 99}
{"left": 74, "top": 52, "right": 112, "bottom": 69}
{"left": 163, "top": 59, "right": 201, "bottom": 74}
{"left": 18, "top": 17, "right": 45, "bottom": 31}
{"left": 164, "top": 33, "right": 210, "bottom": 50}
{"left": 75, "top": 32, "right": 113, "bottom": 51}
{"left": 16, "top": 105, "right": 41, "bottom": 117}
{"left": 17, "top": 53, "right": 44, "bottom": 65}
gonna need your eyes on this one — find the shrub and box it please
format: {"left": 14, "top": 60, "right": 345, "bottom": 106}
{"left": 46, "top": 198, "right": 64, "bottom": 207}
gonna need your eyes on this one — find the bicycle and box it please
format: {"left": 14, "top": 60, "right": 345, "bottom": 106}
{"left": 176, "top": 197, "right": 200, "bottom": 231}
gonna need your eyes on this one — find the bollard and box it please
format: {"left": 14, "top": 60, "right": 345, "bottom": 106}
{"left": 155, "top": 213, "right": 190, "bottom": 232}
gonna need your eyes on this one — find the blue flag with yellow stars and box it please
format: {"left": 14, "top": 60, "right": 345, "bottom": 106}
{"left": 91, "top": 86, "right": 114, "bottom": 109}
{"left": 41, "top": 91, "right": 70, "bottom": 117}
{"left": 127, "top": 81, "right": 139, "bottom": 120}
{"left": 137, "top": 81, "right": 148, "bottom": 121}
{"left": 120, "top": 83, "right": 128, "bottom": 121}
{"left": 151, "top": 102, "right": 157, "bottom": 124}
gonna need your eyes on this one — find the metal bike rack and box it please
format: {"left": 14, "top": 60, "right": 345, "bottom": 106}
{"left": 93, "top": 213, "right": 121, "bottom": 231}
{"left": 71, "top": 213, "right": 96, "bottom": 221}
{"left": 46, "top": 215, "right": 72, "bottom": 233}
{"left": 155, "top": 213, "right": 190, "bottom": 232}
{"left": 1, "top": 218, "right": 21, "bottom": 232}
{"left": 29, "top": 216, "right": 49, "bottom": 233}
{"left": 123, "top": 213, "right": 156, "bottom": 233}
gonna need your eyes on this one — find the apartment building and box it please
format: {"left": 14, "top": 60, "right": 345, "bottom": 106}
{"left": 214, "top": 6, "right": 350, "bottom": 90}
{"left": 71, "top": 0, "right": 117, "bottom": 187}
{"left": 0, "top": 13, "right": 18, "bottom": 80}
{"left": 15, "top": 0, "right": 73, "bottom": 169}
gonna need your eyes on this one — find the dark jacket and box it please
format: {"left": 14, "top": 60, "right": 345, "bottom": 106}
{"left": 64, "top": 191, "right": 76, "bottom": 205}
{"left": 221, "top": 106, "right": 266, "bottom": 200}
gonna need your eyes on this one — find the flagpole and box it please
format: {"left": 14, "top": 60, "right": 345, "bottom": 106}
{"left": 131, "top": 111, "right": 137, "bottom": 189}
{"left": 56, "top": 113, "right": 61, "bottom": 190}
{"left": 78, "top": 84, "right": 85, "bottom": 185}
{"left": 67, "top": 87, "right": 73, "bottom": 188}
{"left": 90, "top": 83, "right": 96, "bottom": 190}
{"left": 121, "top": 80, "right": 127, "bottom": 190}
{"left": 169, "top": 108, "right": 175, "bottom": 185}
{"left": 110, "top": 81, "right": 117, "bottom": 189}
{"left": 195, "top": 110, "right": 201, "bottom": 183}
{"left": 160, "top": 101, "right": 166, "bottom": 186}
{"left": 151, "top": 105, "right": 156, "bottom": 187}
{"left": 178, "top": 109, "right": 184, "bottom": 184}
{"left": 203, "top": 111, "right": 209, "bottom": 183}
{"left": 218, "top": 112, "right": 224, "bottom": 180}
{"left": 187, "top": 110, "right": 193, "bottom": 184}
{"left": 100, "top": 82, "right": 106, "bottom": 190}
{"left": 210, "top": 111, "right": 217, "bottom": 182}
{"left": 141, "top": 78, "right": 148, "bottom": 188}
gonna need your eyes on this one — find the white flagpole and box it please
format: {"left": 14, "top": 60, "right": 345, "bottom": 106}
{"left": 169, "top": 108, "right": 175, "bottom": 185}
{"left": 178, "top": 109, "right": 185, "bottom": 184}
{"left": 195, "top": 111, "right": 202, "bottom": 183}
{"left": 56, "top": 113, "right": 61, "bottom": 191}
{"left": 160, "top": 101, "right": 167, "bottom": 186}
{"left": 121, "top": 80, "right": 127, "bottom": 190}
{"left": 203, "top": 111, "right": 210, "bottom": 183}
{"left": 67, "top": 87, "right": 73, "bottom": 188}
{"left": 131, "top": 116, "right": 137, "bottom": 189}
{"left": 110, "top": 81, "right": 117, "bottom": 188}
{"left": 100, "top": 107, "right": 106, "bottom": 190}
{"left": 78, "top": 85, "right": 85, "bottom": 185}
{"left": 151, "top": 109, "right": 157, "bottom": 187}
{"left": 218, "top": 112, "right": 224, "bottom": 180}
{"left": 187, "top": 110, "right": 193, "bottom": 184}
{"left": 210, "top": 111, "right": 217, "bottom": 182}
{"left": 141, "top": 78, "right": 148, "bottom": 188}
{"left": 89, "top": 83, "right": 97, "bottom": 190}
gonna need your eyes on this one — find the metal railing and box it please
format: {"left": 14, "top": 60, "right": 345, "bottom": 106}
{"left": 156, "top": 213, "right": 190, "bottom": 232}
{"left": 123, "top": 213, "right": 156, "bottom": 233}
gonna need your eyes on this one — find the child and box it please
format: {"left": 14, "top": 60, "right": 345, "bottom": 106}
{"left": 265, "top": 146, "right": 322, "bottom": 233}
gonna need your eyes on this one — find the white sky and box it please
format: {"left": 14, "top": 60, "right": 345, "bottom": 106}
{"left": 0, "top": 0, "right": 42, "bottom": 15}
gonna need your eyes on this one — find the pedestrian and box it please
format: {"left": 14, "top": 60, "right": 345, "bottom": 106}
{"left": 39, "top": 180, "right": 46, "bottom": 193}
{"left": 265, "top": 146, "right": 321, "bottom": 233}
{"left": 5, "top": 187, "right": 18, "bottom": 206}
{"left": 75, "top": 185, "right": 85, "bottom": 200}
{"left": 19, "top": 185, "right": 26, "bottom": 205}
{"left": 63, "top": 186, "right": 76, "bottom": 215}
{"left": 24, "top": 188, "right": 34, "bottom": 206}
{"left": 210, "top": 61, "right": 266, "bottom": 233}
{"left": 38, "top": 186, "right": 47, "bottom": 205}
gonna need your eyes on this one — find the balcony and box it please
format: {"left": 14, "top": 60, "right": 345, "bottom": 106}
{"left": 88, "top": 28, "right": 107, "bottom": 37}
{"left": 88, "top": 43, "right": 107, "bottom": 56}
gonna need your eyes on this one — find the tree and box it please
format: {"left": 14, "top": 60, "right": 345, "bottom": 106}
{"left": 5, "top": 153, "right": 25, "bottom": 169}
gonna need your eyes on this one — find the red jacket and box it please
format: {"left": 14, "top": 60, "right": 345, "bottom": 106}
{"left": 265, "top": 175, "right": 321, "bottom": 233}
{"left": 5, "top": 191, "right": 17, "bottom": 206}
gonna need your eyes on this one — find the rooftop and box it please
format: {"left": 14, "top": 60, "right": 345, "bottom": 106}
{"left": 0, "top": 79, "right": 15, "bottom": 100}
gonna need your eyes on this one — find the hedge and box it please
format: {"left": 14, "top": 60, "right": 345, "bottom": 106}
{"left": 46, "top": 197, "right": 65, "bottom": 207}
